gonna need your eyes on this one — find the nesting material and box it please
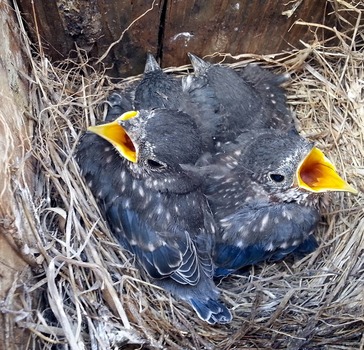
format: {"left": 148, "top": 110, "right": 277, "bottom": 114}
{"left": 6, "top": 3, "right": 364, "bottom": 349}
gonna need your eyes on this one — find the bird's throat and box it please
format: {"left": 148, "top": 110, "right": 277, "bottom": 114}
{"left": 87, "top": 111, "right": 138, "bottom": 163}
{"left": 296, "top": 147, "right": 357, "bottom": 194}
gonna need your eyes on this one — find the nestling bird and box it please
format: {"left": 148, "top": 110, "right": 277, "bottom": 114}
{"left": 192, "top": 129, "right": 358, "bottom": 276}
{"left": 103, "top": 91, "right": 133, "bottom": 122}
{"left": 134, "top": 53, "right": 184, "bottom": 110}
{"left": 183, "top": 53, "right": 295, "bottom": 143}
{"left": 76, "top": 108, "right": 232, "bottom": 324}
{"left": 134, "top": 53, "right": 222, "bottom": 152}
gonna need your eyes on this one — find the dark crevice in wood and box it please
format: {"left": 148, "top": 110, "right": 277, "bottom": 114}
{"left": 156, "top": 0, "right": 168, "bottom": 66}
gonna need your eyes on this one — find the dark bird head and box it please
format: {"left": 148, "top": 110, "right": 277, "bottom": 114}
{"left": 87, "top": 109, "right": 203, "bottom": 191}
{"left": 104, "top": 92, "right": 133, "bottom": 122}
{"left": 231, "top": 130, "right": 357, "bottom": 202}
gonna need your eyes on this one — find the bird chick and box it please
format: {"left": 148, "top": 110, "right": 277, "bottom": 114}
{"left": 76, "top": 108, "right": 232, "bottom": 324}
{"left": 183, "top": 53, "right": 295, "bottom": 143}
{"left": 134, "top": 53, "right": 184, "bottom": 110}
{"left": 195, "top": 129, "right": 357, "bottom": 276}
{"left": 104, "top": 91, "right": 133, "bottom": 122}
{"left": 134, "top": 53, "right": 222, "bottom": 152}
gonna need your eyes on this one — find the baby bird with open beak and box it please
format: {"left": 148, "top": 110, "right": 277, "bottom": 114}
{"left": 76, "top": 108, "right": 232, "bottom": 324}
{"left": 192, "top": 129, "right": 358, "bottom": 276}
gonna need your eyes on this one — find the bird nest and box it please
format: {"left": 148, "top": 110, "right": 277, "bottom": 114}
{"left": 6, "top": 3, "right": 364, "bottom": 349}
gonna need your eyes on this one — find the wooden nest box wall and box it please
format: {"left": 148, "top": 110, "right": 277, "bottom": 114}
{"left": 18, "top": 0, "right": 338, "bottom": 75}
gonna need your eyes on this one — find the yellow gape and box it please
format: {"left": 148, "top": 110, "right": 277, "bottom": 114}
{"left": 88, "top": 111, "right": 139, "bottom": 163}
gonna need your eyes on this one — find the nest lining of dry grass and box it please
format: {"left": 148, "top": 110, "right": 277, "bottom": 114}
{"left": 5, "top": 2, "right": 364, "bottom": 349}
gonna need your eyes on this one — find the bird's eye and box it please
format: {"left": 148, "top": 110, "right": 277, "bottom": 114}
{"left": 270, "top": 173, "right": 285, "bottom": 183}
{"left": 147, "top": 159, "right": 166, "bottom": 169}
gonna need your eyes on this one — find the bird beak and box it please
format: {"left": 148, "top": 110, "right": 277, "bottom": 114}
{"left": 296, "top": 147, "right": 357, "bottom": 194}
{"left": 87, "top": 111, "right": 138, "bottom": 163}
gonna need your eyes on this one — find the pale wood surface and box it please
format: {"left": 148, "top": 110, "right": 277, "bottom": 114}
{"left": 0, "top": 2, "right": 33, "bottom": 348}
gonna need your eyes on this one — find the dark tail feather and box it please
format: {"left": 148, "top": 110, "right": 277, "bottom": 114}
{"left": 190, "top": 298, "right": 232, "bottom": 325}
{"left": 188, "top": 53, "right": 210, "bottom": 75}
{"left": 145, "top": 53, "right": 161, "bottom": 73}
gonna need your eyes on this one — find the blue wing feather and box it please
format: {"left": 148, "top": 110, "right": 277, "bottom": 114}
{"left": 213, "top": 202, "right": 320, "bottom": 276}
{"left": 106, "top": 198, "right": 200, "bottom": 285}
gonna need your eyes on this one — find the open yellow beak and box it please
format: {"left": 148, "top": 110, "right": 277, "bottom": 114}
{"left": 296, "top": 147, "right": 357, "bottom": 194}
{"left": 87, "top": 111, "right": 138, "bottom": 163}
